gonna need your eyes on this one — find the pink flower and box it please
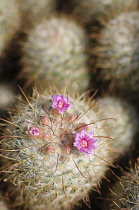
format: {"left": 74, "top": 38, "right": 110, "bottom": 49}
{"left": 28, "top": 127, "right": 41, "bottom": 139}
{"left": 51, "top": 94, "right": 73, "bottom": 114}
{"left": 73, "top": 130, "right": 98, "bottom": 155}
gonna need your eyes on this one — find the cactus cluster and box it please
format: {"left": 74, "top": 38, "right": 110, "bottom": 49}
{"left": 0, "top": 0, "right": 20, "bottom": 55}
{"left": 0, "top": 88, "right": 138, "bottom": 209}
{"left": 91, "top": 11, "right": 139, "bottom": 104}
{"left": 105, "top": 159, "right": 139, "bottom": 209}
{"left": 0, "top": 0, "right": 139, "bottom": 210}
{"left": 19, "top": 16, "right": 89, "bottom": 92}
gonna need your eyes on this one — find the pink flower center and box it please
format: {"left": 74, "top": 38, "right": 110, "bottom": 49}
{"left": 81, "top": 140, "right": 88, "bottom": 147}
{"left": 58, "top": 101, "right": 64, "bottom": 108}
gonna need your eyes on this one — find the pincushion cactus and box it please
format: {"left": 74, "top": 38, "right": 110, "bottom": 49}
{"left": 95, "top": 97, "right": 138, "bottom": 154}
{"left": 17, "top": 0, "right": 56, "bottom": 27}
{"left": 105, "top": 159, "right": 139, "bottom": 209}
{"left": 19, "top": 16, "right": 89, "bottom": 92}
{"left": 0, "top": 0, "right": 20, "bottom": 55}
{"left": 0, "top": 89, "right": 137, "bottom": 209}
{"left": 63, "top": 0, "right": 136, "bottom": 26}
{"left": 91, "top": 11, "right": 139, "bottom": 104}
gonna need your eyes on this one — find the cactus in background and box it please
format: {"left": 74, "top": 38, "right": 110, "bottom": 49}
{"left": 95, "top": 97, "right": 138, "bottom": 154}
{"left": 105, "top": 159, "right": 139, "bottom": 209}
{"left": 17, "top": 0, "right": 57, "bottom": 26}
{"left": 91, "top": 11, "right": 139, "bottom": 105}
{"left": 19, "top": 16, "right": 89, "bottom": 92}
{"left": 0, "top": 88, "right": 138, "bottom": 209}
{"left": 0, "top": 83, "right": 15, "bottom": 110}
{"left": 0, "top": 0, "right": 20, "bottom": 55}
{"left": 64, "top": 0, "right": 136, "bottom": 26}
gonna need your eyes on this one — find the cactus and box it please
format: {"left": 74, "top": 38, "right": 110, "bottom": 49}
{"left": 105, "top": 159, "right": 139, "bottom": 209}
{"left": 95, "top": 97, "right": 138, "bottom": 154}
{"left": 0, "top": 88, "right": 138, "bottom": 209}
{"left": 63, "top": 0, "right": 137, "bottom": 26}
{"left": 17, "top": 0, "right": 57, "bottom": 26}
{"left": 0, "top": 0, "right": 20, "bottom": 55}
{"left": 19, "top": 16, "right": 89, "bottom": 92}
{"left": 91, "top": 11, "right": 139, "bottom": 105}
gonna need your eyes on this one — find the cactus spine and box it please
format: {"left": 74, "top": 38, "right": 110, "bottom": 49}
{"left": 0, "top": 88, "right": 138, "bottom": 209}
{"left": 20, "top": 16, "right": 89, "bottom": 92}
{"left": 105, "top": 159, "right": 139, "bottom": 209}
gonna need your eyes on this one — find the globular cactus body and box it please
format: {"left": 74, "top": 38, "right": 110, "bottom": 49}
{"left": 106, "top": 159, "right": 139, "bottom": 209}
{"left": 96, "top": 97, "right": 138, "bottom": 154}
{"left": 91, "top": 11, "right": 139, "bottom": 105}
{"left": 0, "top": 0, "right": 20, "bottom": 55}
{"left": 20, "top": 17, "right": 89, "bottom": 92}
{"left": 0, "top": 89, "right": 137, "bottom": 209}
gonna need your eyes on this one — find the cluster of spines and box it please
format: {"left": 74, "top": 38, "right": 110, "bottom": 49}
{"left": 105, "top": 159, "right": 139, "bottom": 209}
